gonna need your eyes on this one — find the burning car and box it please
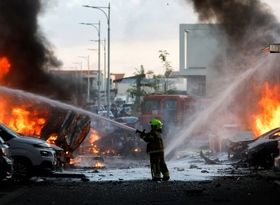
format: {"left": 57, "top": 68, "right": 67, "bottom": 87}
{"left": 0, "top": 90, "right": 91, "bottom": 165}
{"left": 227, "top": 127, "right": 280, "bottom": 168}
{"left": 40, "top": 109, "right": 91, "bottom": 163}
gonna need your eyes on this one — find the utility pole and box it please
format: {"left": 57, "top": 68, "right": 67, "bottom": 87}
{"left": 83, "top": 3, "right": 111, "bottom": 118}
{"left": 80, "top": 21, "right": 101, "bottom": 110}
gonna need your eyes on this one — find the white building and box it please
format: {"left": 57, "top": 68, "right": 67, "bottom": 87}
{"left": 176, "top": 24, "right": 227, "bottom": 96}
{"left": 114, "top": 75, "right": 187, "bottom": 105}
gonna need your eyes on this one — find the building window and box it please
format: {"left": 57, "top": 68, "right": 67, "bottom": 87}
{"left": 184, "top": 31, "right": 188, "bottom": 69}
{"left": 143, "top": 100, "right": 160, "bottom": 113}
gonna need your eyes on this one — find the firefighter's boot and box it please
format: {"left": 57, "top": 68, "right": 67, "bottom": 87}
{"left": 162, "top": 172, "right": 170, "bottom": 181}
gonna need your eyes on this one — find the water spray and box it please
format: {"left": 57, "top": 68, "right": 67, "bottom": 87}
{"left": 0, "top": 86, "right": 136, "bottom": 133}
{"left": 165, "top": 56, "right": 270, "bottom": 157}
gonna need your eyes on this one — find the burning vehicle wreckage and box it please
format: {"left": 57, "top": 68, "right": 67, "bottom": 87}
{"left": 201, "top": 127, "right": 280, "bottom": 170}
{"left": 0, "top": 88, "right": 143, "bottom": 179}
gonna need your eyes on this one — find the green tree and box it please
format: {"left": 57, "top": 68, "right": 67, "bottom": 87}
{"left": 127, "top": 65, "right": 155, "bottom": 113}
{"left": 158, "top": 50, "right": 176, "bottom": 93}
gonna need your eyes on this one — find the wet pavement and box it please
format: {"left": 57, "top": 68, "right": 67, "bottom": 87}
{"left": 0, "top": 153, "right": 279, "bottom": 205}
{"left": 71, "top": 152, "right": 251, "bottom": 182}
{"left": 0, "top": 175, "right": 279, "bottom": 205}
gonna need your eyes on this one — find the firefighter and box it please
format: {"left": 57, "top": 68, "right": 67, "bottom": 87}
{"left": 136, "top": 119, "right": 170, "bottom": 181}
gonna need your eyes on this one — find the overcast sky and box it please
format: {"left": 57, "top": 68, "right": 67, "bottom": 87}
{"left": 39, "top": 0, "right": 280, "bottom": 76}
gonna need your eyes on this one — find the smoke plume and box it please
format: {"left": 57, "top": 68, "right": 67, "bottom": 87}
{"left": 186, "top": 0, "right": 280, "bottom": 123}
{"left": 187, "top": 0, "right": 280, "bottom": 73}
{"left": 0, "top": 0, "right": 76, "bottom": 101}
{"left": 165, "top": 0, "right": 280, "bottom": 156}
{"left": 190, "top": 0, "right": 277, "bottom": 40}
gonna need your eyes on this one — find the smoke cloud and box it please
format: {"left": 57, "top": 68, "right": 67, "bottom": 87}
{"left": 166, "top": 0, "right": 280, "bottom": 156}
{"left": 0, "top": 0, "right": 76, "bottom": 101}
{"left": 189, "top": 0, "right": 279, "bottom": 68}
{"left": 186, "top": 0, "right": 280, "bottom": 122}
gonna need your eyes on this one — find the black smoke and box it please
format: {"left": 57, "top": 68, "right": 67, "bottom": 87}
{"left": 186, "top": 0, "right": 280, "bottom": 129}
{"left": 189, "top": 0, "right": 277, "bottom": 42}
{"left": 187, "top": 0, "right": 280, "bottom": 72}
{"left": 0, "top": 0, "right": 77, "bottom": 102}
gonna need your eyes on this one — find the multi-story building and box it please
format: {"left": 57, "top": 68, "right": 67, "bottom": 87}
{"left": 176, "top": 24, "right": 227, "bottom": 96}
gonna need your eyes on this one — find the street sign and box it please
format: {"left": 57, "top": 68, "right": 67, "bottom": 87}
{"left": 269, "top": 44, "right": 280, "bottom": 53}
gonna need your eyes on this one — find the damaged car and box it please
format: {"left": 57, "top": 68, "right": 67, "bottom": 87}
{"left": 201, "top": 127, "right": 280, "bottom": 169}
{"left": 227, "top": 127, "right": 280, "bottom": 168}
{"left": 0, "top": 136, "right": 12, "bottom": 181}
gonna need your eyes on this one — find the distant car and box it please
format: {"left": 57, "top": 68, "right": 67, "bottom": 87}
{"left": 117, "top": 103, "right": 133, "bottom": 117}
{"left": 86, "top": 105, "right": 105, "bottom": 114}
{"left": 98, "top": 110, "right": 114, "bottom": 119}
{"left": 0, "top": 136, "right": 12, "bottom": 181}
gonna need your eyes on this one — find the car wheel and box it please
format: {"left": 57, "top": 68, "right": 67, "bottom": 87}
{"left": 12, "top": 159, "right": 32, "bottom": 181}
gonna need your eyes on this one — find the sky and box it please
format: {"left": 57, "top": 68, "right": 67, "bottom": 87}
{"left": 39, "top": 0, "right": 280, "bottom": 77}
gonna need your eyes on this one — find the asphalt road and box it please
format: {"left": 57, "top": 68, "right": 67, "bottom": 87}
{"left": 0, "top": 175, "right": 279, "bottom": 205}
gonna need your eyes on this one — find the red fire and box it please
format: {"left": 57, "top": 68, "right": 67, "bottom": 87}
{"left": 88, "top": 129, "right": 100, "bottom": 144}
{"left": 0, "top": 56, "right": 11, "bottom": 82}
{"left": 251, "top": 82, "right": 280, "bottom": 137}
{"left": 0, "top": 97, "right": 48, "bottom": 137}
{"left": 88, "top": 129, "right": 100, "bottom": 154}
{"left": 0, "top": 56, "right": 48, "bottom": 136}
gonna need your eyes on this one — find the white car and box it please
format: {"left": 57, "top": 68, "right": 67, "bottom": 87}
{"left": 0, "top": 124, "right": 56, "bottom": 180}
{"left": 97, "top": 110, "right": 114, "bottom": 119}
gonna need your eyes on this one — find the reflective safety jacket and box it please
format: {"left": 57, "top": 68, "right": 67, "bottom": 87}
{"left": 140, "top": 130, "right": 164, "bottom": 154}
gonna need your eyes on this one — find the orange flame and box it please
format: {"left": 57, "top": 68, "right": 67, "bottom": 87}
{"left": 251, "top": 82, "right": 280, "bottom": 136}
{"left": 0, "top": 97, "right": 48, "bottom": 136}
{"left": 0, "top": 57, "right": 11, "bottom": 82}
{"left": 87, "top": 129, "right": 100, "bottom": 154}
{"left": 47, "top": 134, "right": 58, "bottom": 144}
{"left": 94, "top": 161, "right": 105, "bottom": 168}
{"left": 9, "top": 108, "right": 46, "bottom": 136}
{"left": 88, "top": 129, "right": 100, "bottom": 144}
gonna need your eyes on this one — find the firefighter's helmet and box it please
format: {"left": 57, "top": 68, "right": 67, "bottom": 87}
{"left": 150, "top": 119, "right": 163, "bottom": 129}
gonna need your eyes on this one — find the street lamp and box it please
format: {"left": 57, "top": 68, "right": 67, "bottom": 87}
{"left": 83, "top": 3, "right": 111, "bottom": 118}
{"left": 91, "top": 39, "right": 106, "bottom": 103}
{"left": 80, "top": 22, "right": 101, "bottom": 111}
{"left": 78, "top": 55, "right": 90, "bottom": 103}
